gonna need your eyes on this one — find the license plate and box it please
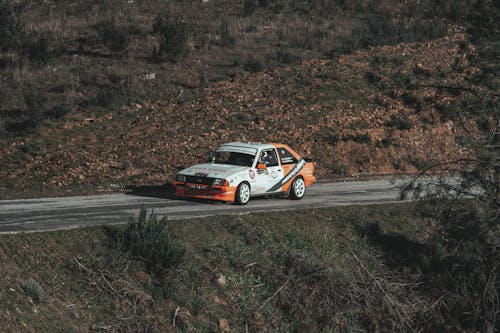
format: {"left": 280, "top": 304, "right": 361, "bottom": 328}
{"left": 189, "top": 184, "right": 208, "bottom": 191}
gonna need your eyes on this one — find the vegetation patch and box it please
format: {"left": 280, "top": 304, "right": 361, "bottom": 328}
{"left": 20, "top": 278, "right": 43, "bottom": 303}
{"left": 2, "top": 199, "right": 497, "bottom": 332}
{"left": 106, "top": 207, "right": 184, "bottom": 275}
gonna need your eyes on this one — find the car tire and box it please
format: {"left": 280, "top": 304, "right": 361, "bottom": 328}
{"left": 235, "top": 182, "right": 251, "bottom": 205}
{"left": 289, "top": 177, "right": 305, "bottom": 200}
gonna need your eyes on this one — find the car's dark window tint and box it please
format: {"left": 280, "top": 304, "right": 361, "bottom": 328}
{"left": 259, "top": 149, "right": 279, "bottom": 167}
{"left": 278, "top": 148, "right": 298, "bottom": 165}
{"left": 206, "top": 151, "right": 254, "bottom": 167}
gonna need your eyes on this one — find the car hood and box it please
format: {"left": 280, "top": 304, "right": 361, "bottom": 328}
{"left": 179, "top": 163, "right": 249, "bottom": 179}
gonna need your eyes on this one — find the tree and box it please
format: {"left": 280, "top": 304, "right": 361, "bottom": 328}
{"left": 152, "top": 14, "right": 189, "bottom": 63}
{"left": 401, "top": 93, "right": 499, "bottom": 331}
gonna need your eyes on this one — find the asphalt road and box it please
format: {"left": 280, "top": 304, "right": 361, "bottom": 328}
{"left": 0, "top": 179, "right": 407, "bottom": 233}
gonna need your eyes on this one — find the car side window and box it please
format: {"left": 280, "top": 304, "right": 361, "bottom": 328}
{"left": 278, "top": 148, "right": 298, "bottom": 165}
{"left": 259, "top": 149, "right": 279, "bottom": 167}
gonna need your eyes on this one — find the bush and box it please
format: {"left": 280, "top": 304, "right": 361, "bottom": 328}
{"left": 243, "top": 58, "right": 265, "bottom": 72}
{"left": 401, "top": 120, "right": 500, "bottom": 331}
{"left": 342, "top": 133, "right": 371, "bottom": 144}
{"left": 218, "top": 20, "right": 236, "bottom": 48}
{"left": 93, "top": 87, "right": 116, "bottom": 108}
{"left": 386, "top": 114, "right": 413, "bottom": 130}
{"left": 404, "top": 185, "right": 499, "bottom": 331}
{"left": 331, "top": 159, "right": 347, "bottom": 175}
{"left": 43, "top": 105, "right": 69, "bottom": 120}
{"left": 4, "top": 91, "right": 46, "bottom": 134}
{"left": 400, "top": 92, "right": 422, "bottom": 111}
{"left": 4, "top": 118, "right": 38, "bottom": 134}
{"left": 337, "top": 13, "right": 446, "bottom": 54}
{"left": 276, "top": 48, "right": 302, "bottom": 64}
{"left": 243, "top": 0, "right": 258, "bottom": 16}
{"left": 363, "top": 71, "right": 381, "bottom": 85}
{"left": 0, "top": 4, "right": 23, "bottom": 52}
{"left": 268, "top": 249, "right": 424, "bottom": 332}
{"left": 20, "top": 278, "right": 43, "bottom": 303}
{"left": 22, "top": 37, "right": 50, "bottom": 64}
{"left": 96, "top": 20, "right": 130, "bottom": 55}
{"left": 107, "top": 208, "right": 184, "bottom": 275}
{"left": 153, "top": 15, "right": 189, "bottom": 63}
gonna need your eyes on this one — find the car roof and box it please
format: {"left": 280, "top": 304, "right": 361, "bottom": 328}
{"left": 219, "top": 141, "right": 276, "bottom": 151}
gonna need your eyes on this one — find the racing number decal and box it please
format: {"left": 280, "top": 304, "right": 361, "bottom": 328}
{"left": 266, "top": 159, "right": 306, "bottom": 192}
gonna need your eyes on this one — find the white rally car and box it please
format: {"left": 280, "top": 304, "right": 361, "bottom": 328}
{"left": 172, "top": 142, "right": 317, "bottom": 204}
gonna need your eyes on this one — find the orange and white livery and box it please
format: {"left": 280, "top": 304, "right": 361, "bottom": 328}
{"left": 173, "top": 142, "right": 317, "bottom": 204}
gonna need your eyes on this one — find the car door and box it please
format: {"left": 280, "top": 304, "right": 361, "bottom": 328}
{"left": 252, "top": 148, "right": 284, "bottom": 194}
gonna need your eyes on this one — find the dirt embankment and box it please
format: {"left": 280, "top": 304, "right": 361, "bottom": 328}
{"left": 0, "top": 30, "right": 488, "bottom": 199}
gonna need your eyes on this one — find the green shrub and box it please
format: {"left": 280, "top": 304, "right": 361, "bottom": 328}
{"left": 326, "top": 134, "right": 340, "bottom": 145}
{"left": 4, "top": 91, "right": 46, "bottom": 134}
{"left": 389, "top": 72, "right": 412, "bottom": 89}
{"left": 258, "top": 0, "right": 273, "bottom": 9}
{"left": 0, "top": 4, "right": 24, "bottom": 52}
{"left": 243, "top": 0, "right": 258, "bottom": 16}
{"left": 107, "top": 208, "right": 184, "bottom": 275}
{"left": 153, "top": 15, "right": 189, "bottom": 63}
{"left": 4, "top": 118, "right": 38, "bottom": 134}
{"left": 386, "top": 114, "right": 413, "bottom": 130}
{"left": 243, "top": 58, "right": 265, "bottom": 72}
{"left": 22, "top": 37, "right": 50, "bottom": 64}
{"left": 337, "top": 13, "right": 446, "bottom": 54}
{"left": 400, "top": 92, "right": 422, "bottom": 111}
{"left": 342, "top": 133, "right": 371, "bottom": 144}
{"left": 363, "top": 71, "right": 381, "bottom": 85}
{"left": 331, "top": 159, "right": 347, "bottom": 175}
{"left": 44, "top": 105, "right": 69, "bottom": 120}
{"left": 86, "top": 85, "right": 124, "bottom": 108}
{"left": 96, "top": 20, "right": 130, "bottom": 54}
{"left": 277, "top": 48, "right": 302, "bottom": 64}
{"left": 20, "top": 278, "right": 43, "bottom": 303}
{"left": 218, "top": 20, "right": 236, "bottom": 48}
{"left": 376, "top": 136, "right": 398, "bottom": 148}
{"left": 231, "top": 56, "right": 242, "bottom": 67}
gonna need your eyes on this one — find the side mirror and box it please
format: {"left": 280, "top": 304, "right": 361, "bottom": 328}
{"left": 257, "top": 163, "right": 267, "bottom": 170}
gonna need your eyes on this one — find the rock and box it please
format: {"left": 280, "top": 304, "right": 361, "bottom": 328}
{"left": 217, "top": 274, "right": 227, "bottom": 287}
{"left": 219, "top": 318, "right": 230, "bottom": 332}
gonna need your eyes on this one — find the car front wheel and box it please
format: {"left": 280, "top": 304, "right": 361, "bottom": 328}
{"left": 235, "top": 182, "right": 251, "bottom": 205}
{"left": 289, "top": 177, "right": 305, "bottom": 200}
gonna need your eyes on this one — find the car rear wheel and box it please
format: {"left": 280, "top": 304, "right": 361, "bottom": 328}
{"left": 235, "top": 182, "right": 250, "bottom": 205}
{"left": 289, "top": 177, "right": 305, "bottom": 200}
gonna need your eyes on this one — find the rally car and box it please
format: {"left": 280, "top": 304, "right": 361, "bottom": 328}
{"left": 172, "top": 142, "right": 317, "bottom": 204}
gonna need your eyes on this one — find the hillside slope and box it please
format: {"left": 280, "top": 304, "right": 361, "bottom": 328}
{"left": 0, "top": 1, "right": 497, "bottom": 198}
{"left": 0, "top": 30, "right": 489, "bottom": 198}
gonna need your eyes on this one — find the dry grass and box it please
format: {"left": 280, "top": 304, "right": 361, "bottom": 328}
{"left": 0, "top": 203, "right": 444, "bottom": 332}
{"left": 0, "top": 202, "right": 495, "bottom": 331}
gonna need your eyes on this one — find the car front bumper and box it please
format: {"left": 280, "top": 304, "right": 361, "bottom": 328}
{"left": 173, "top": 182, "right": 236, "bottom": 202}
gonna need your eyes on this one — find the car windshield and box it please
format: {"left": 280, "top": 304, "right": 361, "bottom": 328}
{"left": 205, "top": 150, "right": 255, "bottom": 167}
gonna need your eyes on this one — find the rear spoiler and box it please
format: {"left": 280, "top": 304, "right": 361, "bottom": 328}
{"left": 304, "top": 157, "right": 313, "bottom": 162}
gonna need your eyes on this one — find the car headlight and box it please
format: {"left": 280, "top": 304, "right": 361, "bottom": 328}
{"left": 212, "top": 178, "right": 228, "bottom": 186}
{"left": 176, "top": 174, "right": 186, "bottom": 182}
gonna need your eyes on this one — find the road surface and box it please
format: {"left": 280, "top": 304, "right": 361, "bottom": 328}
{"left": 0, "top": 179, "right": 407, "bottom": 233}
